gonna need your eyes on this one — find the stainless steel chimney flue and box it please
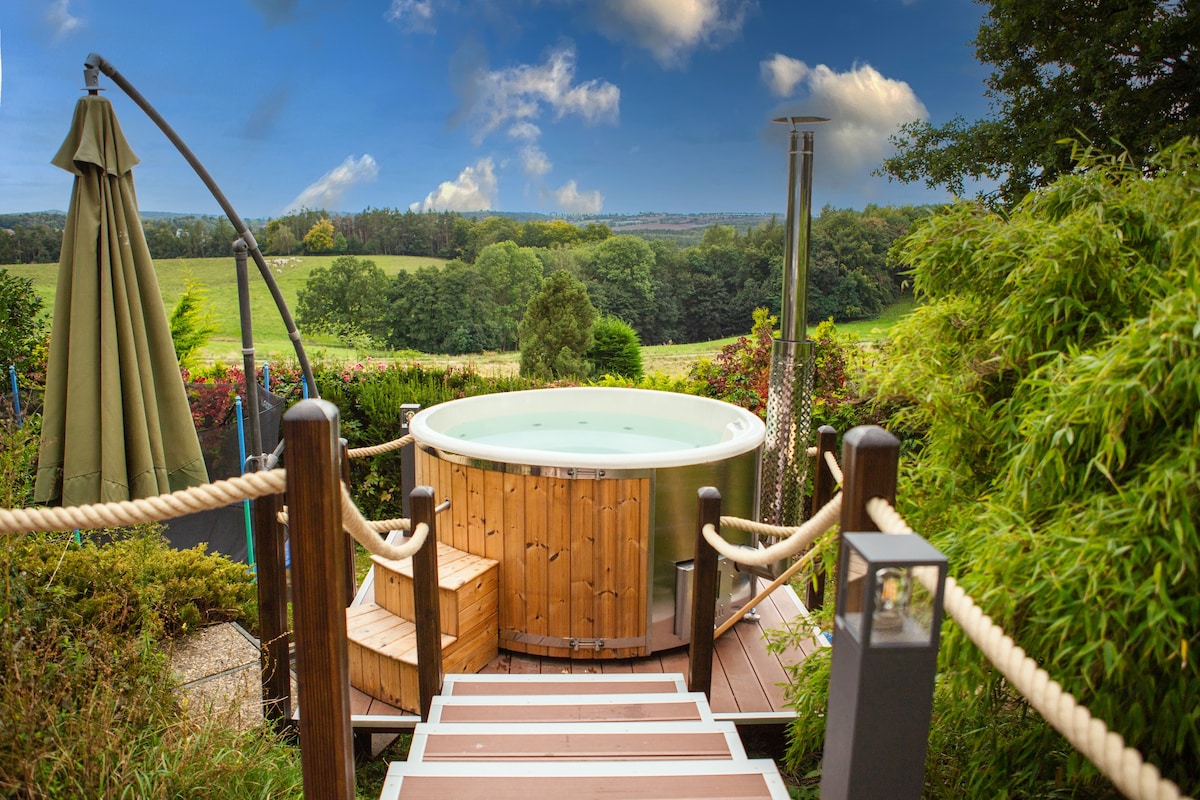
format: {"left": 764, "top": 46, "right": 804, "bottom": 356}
{"left": 755, "top": 116, "right": 829, "bottom": 576}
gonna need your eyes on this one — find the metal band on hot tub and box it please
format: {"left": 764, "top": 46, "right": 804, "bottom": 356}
{"left": 415, "top": 443, "right": 659, "bottom": 481}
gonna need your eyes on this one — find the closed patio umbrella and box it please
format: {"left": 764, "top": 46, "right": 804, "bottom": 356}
{"left": 34, "top": 94, "right": 208, "bottom": 506}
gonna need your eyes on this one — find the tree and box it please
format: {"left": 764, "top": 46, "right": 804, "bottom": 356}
{"left": 518, "top": 270, "right": 597, "bottom": 380}
{"left": 302, "top": 217, "right": 336, "bottom": 254}
{"left": 880, "top": 0, "right": 1199, "bottom": 205}
{"left": 584, "top": 235, "right": 656, "bottom": 337}
{"left": 474, "top": 241, "right": 544, "bottom": 350}
{"left": 168, "top": 276, "right": 217, "bottom": 372}
{"left": 296, "top": 255, "right": 390, "bottom": 341}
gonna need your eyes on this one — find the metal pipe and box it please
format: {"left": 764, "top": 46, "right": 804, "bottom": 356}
{"left": 83, "top": 53, "right": 319, "bottom": 408}
{"left": 235, "top": 240, "right": 265, "bottom": 463}
{"left": 776, "top": 116, "right": 827, "bottom": 341}
{"left": 756, "top": 116, "right": 829, "bottom": 569}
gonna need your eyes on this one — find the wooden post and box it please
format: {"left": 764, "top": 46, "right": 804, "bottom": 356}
{"left": 339, "top": 439, "right": 357, "bottom": 608}
{"left": 411, "top": 486, "right": 444, "bottom": 720}
{"left": 687, "top": 487, "right": 721, "bottom": 698}
{"left": 284, "top": 400, "right": 355, "bottom": 800}
{"left": 400, "top": 404, "right": 421, "bottom": 520}
{"left": 838, "top": 425, "right": 899, "bottom": 617}
{"left": 253, "top": 489, "right": 291, "bottom": 733}
{"left": 806, "top": 425, "right": 838, "bottom": 610}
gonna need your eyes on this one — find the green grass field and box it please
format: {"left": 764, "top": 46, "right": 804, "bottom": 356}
{"left": 3, "top": 254, "right": 446, "bottom": 363}
{"left": 4, "top": 255, "right": 916, "bottom": 376}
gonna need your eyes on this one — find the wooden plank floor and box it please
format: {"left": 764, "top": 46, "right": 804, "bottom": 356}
{"left": 345, "top": 582, "right": 825, "bottom": 725}
{"left": 477, "top": 584, "right": 824, "bottom": 718}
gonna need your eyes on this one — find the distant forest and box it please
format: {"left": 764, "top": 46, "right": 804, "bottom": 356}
{"left": 1, "top": 204, "right": 932, "bottom": 347}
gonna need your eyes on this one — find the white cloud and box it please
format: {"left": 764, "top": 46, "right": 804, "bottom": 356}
{"left": 766, "top": 61, "right": 928, "bottom": 186}
{"left": 386, "top": 0, "right": 436, "bottom": 32}
{"left": 467, "top": 45, "right": 619, "bottom": 143}
{"left": 46, "top": 0, "right": 83, "bottom": 39}
{"left": 520, "top": 145, "right": 552, "bottom": 177}
{"left": 507, "top": 122, "right": 542, "bottom": 142}
{"left": 285, "top": 155, "right": 379, "bottom": 212}
{"left": 413, "top": 158, "right": 498, "bottom": 212}
{"left": 551, "top": 179, "right": 603, "bottom": 213}
{"left": 760, "top": 53, "right": 808, "bottom": 98}
{"left": 595, "top": 0, "right": 749, "bottom": 68}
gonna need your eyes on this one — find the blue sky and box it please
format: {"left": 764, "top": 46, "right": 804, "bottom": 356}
{"left": 1, "top": 0, "right": 991, "bottom": 218}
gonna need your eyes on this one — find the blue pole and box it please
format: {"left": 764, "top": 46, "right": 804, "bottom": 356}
{"left": 9, "top": 365, "right": 21, "bottom": 427}
{"left": 235, "top": 396, "right": 256, "bottom": 567}
{"left": 262, "top": 362, "right": 270, "bottom": 394}
{"left": 301, "top": 375, "right": 309, "bottom": 399}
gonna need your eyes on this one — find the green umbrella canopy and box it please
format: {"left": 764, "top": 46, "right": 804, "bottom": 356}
{"left": 34, "top": 95, "right": 208, "bottom": 507}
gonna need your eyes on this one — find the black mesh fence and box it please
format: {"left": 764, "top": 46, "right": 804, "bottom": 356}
{"left": 160, "top": 385, "right": 285, "bottom": 564}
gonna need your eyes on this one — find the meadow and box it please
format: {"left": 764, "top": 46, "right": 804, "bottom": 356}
{"left": 3, "top": 255, "right": 914, "bottom": 378}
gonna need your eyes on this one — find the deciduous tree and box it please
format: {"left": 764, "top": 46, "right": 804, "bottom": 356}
{"left": 880, "top": 0, "right": 1199, "bottom": 205}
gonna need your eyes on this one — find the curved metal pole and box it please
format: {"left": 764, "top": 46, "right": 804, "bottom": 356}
{"left": 84, "top": 52, "right": 320, "bottom": 412}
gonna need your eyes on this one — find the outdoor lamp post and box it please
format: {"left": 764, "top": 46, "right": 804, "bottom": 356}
{"left": 821, "top": 532, "right": 947, "bottom": 800}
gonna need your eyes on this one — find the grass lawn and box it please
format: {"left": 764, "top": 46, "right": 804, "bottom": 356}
{"left": 2, "top": 254, "right": 446, "bottom": 363}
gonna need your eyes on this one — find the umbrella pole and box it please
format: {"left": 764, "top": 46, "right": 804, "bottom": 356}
{"left": 84, "top": 52, "right": 319, "bottom": 403}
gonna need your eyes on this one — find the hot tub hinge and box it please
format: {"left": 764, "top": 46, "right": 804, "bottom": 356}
{"left": 500, "top": 630, "right": 645, "bottom": 652}
{"left": 565, "top": 467, "right": 606, "bottom": 480}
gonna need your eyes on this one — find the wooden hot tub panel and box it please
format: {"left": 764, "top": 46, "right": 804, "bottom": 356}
{"left": 416, "top": 449, "right": 651, "bottom": 659}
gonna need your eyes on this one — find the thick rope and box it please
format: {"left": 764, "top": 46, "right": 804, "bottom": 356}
{"left": 864, "top": 498, "right": 1188, "bottom": 800}
{"left": 823, "top": 450, "right": 844, "bottom": 485}
{"left": 0, "top": 470, "right": 288, "bottom": 534}
{"left": 703, "top": 493, "right": 842, "bottom": 567}
{"left": 346, "top": 433, "right": 414, "bottom": 459}
{"left": 277, "top": 508, "right": 410, "bottom": 534}
{"left": 337, "top": 484, "right": 427, "bottom": 561}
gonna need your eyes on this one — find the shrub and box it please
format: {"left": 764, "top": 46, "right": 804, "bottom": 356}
{"left": 784, "top": 140, "right": 1200, "bottom": 797}
{"left": 586, "top": 316, "right": 643, "bottom": 379}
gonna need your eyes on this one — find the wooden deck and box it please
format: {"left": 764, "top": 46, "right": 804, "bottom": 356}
{"left": 345, "top": 582, "right": 825, "bottom": 728}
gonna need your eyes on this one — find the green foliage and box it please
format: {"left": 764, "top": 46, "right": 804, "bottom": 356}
{"left": 880, "top": 0, "right": 1199, "bottom": 205}
{"left": 0, "top": 268, "right": 46, "bottom": 374}
{"left": 475, "top": 241, "right": 544, "bottom": 350}
{"left": 169, "top": 275, "right": 218, "bottom": 372}
{"left": 584, "top": 235, "right": 657, "bottom": 337}
{"left": 0, "top": 498, "right": 294, "bottom": 798}
{"left": 297, "top": 255, "right": 392, "bottom": 343}
{"left": 586, "top": 316, "right": 643, "bottom": 379}
{"left": 689, "top": 309, "right": 873, "bottom": 432}
{"left": 787, "top": 140, "right": 1200, "bottom": 796}
{"left": 302, "top": 217, "right": 336, "bottom": 254}
{"left": 518, "top": 270, "right": 597, "bottom": 381}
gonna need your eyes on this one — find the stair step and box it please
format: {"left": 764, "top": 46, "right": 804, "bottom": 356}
{"left": 442, "top": 672, "right": 687, "bottom": 696}
{"left": 409, "top": 719, "right": 747, "bottom": 761}
{"left": 346, "top": 604, "right": 457, "bottom": 711}
{"left": 379, "top": 758, "right": 790, "bottom": 800}
{"left": 427, "top": 692, "right": 714, "bottom": 724}
{"left": 372, "top": 542, "right": 498, "bottom": 636}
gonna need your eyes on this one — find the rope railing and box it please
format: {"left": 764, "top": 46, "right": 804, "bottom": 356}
{"left": 0, "top": 470, "right": 288, "bottom": 534}
{"left": 864, "top": 498, "right": 1189, "bottom": 800}
{"left": 823, "top": 449, "right": 843, "bottom": 485}
{"left": 346, "top": 433, "right": 414, "bottom": 459}
{"left": 704, "top": 493, "right": 843, "bottom": 567}
{"left": 0, "top": 470, "right": 428, "bottom": 563}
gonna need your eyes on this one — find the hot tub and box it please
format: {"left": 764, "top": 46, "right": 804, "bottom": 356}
{"left": 408, "top": 387, "right": 764, "bottom": 659}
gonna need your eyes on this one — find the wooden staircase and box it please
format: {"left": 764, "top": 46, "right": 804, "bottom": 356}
{"left": 346, "top": 542, "right": 500, "bottom": 713}
{"left": 378, "top": 673, "right": 790, "bottom": 799}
